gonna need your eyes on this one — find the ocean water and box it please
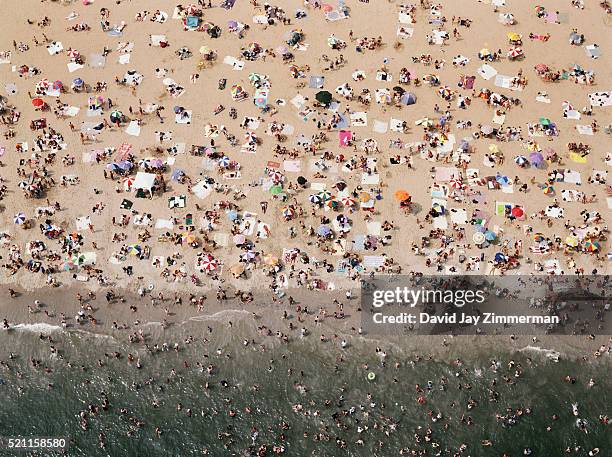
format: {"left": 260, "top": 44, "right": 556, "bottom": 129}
{"left": 0, "top": 325, "right": 609, "bottom": 457}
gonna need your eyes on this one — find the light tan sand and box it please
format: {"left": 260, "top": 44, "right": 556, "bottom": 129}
{"left": 0, "top": 0, "right": 610, "bottom": 297}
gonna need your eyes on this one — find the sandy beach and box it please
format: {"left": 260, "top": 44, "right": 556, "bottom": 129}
{"left": 0, "top": 0, "right": 610, "bottom": 454}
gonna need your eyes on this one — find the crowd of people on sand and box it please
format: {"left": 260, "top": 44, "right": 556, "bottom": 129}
{"left": 0, "top": 0, "right": 611, "bottom": 451}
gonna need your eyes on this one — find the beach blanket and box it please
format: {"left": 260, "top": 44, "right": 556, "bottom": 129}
{"left": 588, "top": 91, "right": 611, "bottom": 107}
{"left": 477, "top": 64, "right": 497, "bottom": 80}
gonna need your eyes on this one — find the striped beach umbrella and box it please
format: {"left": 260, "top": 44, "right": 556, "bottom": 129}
{"left": 13, "top": 212, "right": 26, "bottom": 225}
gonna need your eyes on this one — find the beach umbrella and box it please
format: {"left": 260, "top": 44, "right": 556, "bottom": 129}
{"left": 66, "top": 48, "right": 80, "bottom": 59}
{"left": 248, "top": 72, "right": 264, "bottom": 84}
{"left": 533, "top": 233, "right": 545, "bottom": 243}
{"left": 13, "top": 212, "right": 26, "bottom": 225}
{"left": 123, "top": 176, "right": 134, "bottom": 190}
{"left": 254, "top": 87, "right": 268, "bottom": 108}
{"left": 227, "top": 19, "right": 238, "bottom": 29}
{"left": 511, "top": 206, "right": 525, "bottom": 218}
{"left": 584, "top": 239, "right": 600, "bottom": 252}
{"left": 569, "top": 31, "right": 581, "bottom": 45}
{"left": 449, "top": 178, "right": 464, "bottom": 190}
{"left": 269, "top": 184, "right": 283, "bottom": 195}
{"left": 359, "top": 192, "right": 371, "bottom": 202}
{"left": 394, "top": 190, "right": 410, "bottom": 201}
{"left": 186, "top": 3, "right": 198, "bottom": 14}
{"left": 507, "top": 32, "right": 522, "bottom": 42}
{"left": 400, "top": 92, "right": 417, "bottom": 105}
{"left": 36, "top": 79, "right": 50, "bottom": 91}
{"left": 484, "top": 230, "right": 497, "bottom": 241}
{"left": 282, "top": 206, "right": 295, "bottom": 218}
{"left": 218, "top": 156, "right": 230, "bottom": 167}
{"left": 227, "top": 210, "right": 239, "bottom": 221}
{"left": 72, "top": 77, "right": 84, "bottom": 87}
{"left": 479, "top": 48, "right": 491, "bottom": 57}
{"left": 268, "top": 170, "right": 283, "bottom": 182}
{"left": 529, "top": 151, "right": 544, "bottom": 166}
{"left": 315, "top": 90, "right": 333, "bottom": 106}
{"left": 539, "top": 117, "right": 552, "bottom": 127}
{"left": 534, "top": 63, "right": 549, "bottom": 73}
{"left": 325, "top": 199, "right": 339, "bottom": 209}
{"left": 514, "top": 155, "right": 528, "bottom": 166}
{"left": 199, "top": 254, "right": 218, "bottom": 271}
{"left": 308, "top": 194, "right": 322, "bottom": 204}
{"left": 127, "top": 244, "right": 142, "bottom": 256}
{"left": 317, "top": 190, "right": 332, "bottom": 201}
{"left": 53, "top": 80, "right": 63, "bottom": 91}
{"left": 240, "top": 250, "right": 257, "bottom": 262}
{"left": 62, "top": 259, "right": 75, "bottom": 271}
{"left": 31, "top": 98, "right": 45, "bottom": 108}
{"left": 297, "top": 176, "right": 307, "bottom": 186}
{"left": 110, "top": 110, "right": 124, "bottom": 123}
{"left": 231, "top": 84, "right": 244, "bottom": 98}
{"left": 542, "top": 185, "right": 554, "bottom": 195}
{"left": 472, "top": 232, "right": 486, "bottom": 245}
{"left": 494, "top": 252, "right": 508, "bottom": 263}
{"left": 565, "top": 236, "right": 579, "bottom": 247}
{"left": 317, "top": 225, "right": 332, "bottom": 237}
{"left": 499, "top": 13, "right": 515, "bottom": 25}
{"left": 341, "top": 196, "right": 356, "bottom": 206}
{"left": 507, "top": 47, "right": 523, "bottom": 59}
{"left": 171, "top": 168, "right": 185, "bottom": 181}
{"left": 72, "top": 253, "right": 86, "bottom": 265}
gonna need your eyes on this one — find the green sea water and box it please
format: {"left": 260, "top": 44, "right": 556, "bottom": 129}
{"left": 0, "top": 325, "right": 609, "bottom": 457}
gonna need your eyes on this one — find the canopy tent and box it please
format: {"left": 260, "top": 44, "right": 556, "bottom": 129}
{"left": 132, "top": 172, "right": 157, "bottom": 192}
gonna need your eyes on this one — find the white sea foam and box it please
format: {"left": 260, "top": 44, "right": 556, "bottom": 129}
{"left": 11, "top": 322, "right": 63, "bottom": 334}
{"left": 518, "top": 345, "right": 561, "bottom": 361}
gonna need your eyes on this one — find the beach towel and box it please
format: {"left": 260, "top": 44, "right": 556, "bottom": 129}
{"left": 213, "top": 232, "right": 229, "bottom": 247}
{"left": 350, "top": 112, "right": 367, "bottom": 127}
{"left": 362, "top": 256, "right": 385, "bottom": 269}
{"left": 193, "top": 181, "right": 213, "bottom": 199}
{"left": 576, "top": 125, "right": 594, "bottom": 135}
{"left": 492, "top": 112, "right": 506, "bottom": 125}
{"left": 339, "top": 130, "right": 352, "bottom": 146}
{"left": 76, "top": 216, "right": 91, "bottom": 231}
{"left": 588, "top": 91, "right": 611, "bottom": 107}
{"left": 389, "top": 118, "right": 405, "bottom": 132}
{"left": 155, "top": 219, "right": 173, "bottom": 230}
{"left": 88, "top": 53, "right": 106, "bottom": 68}
{"left": 585, "top": 45, "right": 602, "bottom": 59}
{"left": 283, "top": 160, "right": 301, "bottom": 172}
{"left": 118, "top": 54, "right": 130, "bottom": 65}
{"left": 309, "top": 76, "right": 324, "bottom": 88}
{"left": 367, "top": 221, "right": 381, "bottom": 236}
{"left": 67, "top": 62, "right": 84, "bottom": 72}
{"left": 477, "top": 64, "right": 497, "bottom": 80}
{"left": 361, "top": 173, "right": 379, "bottom": 185}
{"left": 47, "top": 42, "right": 63, "bottom": 55}
{"left": 397, "top": 26, "right": 414, "bottom": 39}
{"left": 222, "top": 56, "right": 245, "bottom": 70}
{"left": 494, "top": 75, "right": 523, "bottom": 92}
{"left": 373, "top": 120, "right": 388, "bottom": 134}
{"left": 150, "top": 35, "right": 168, "bottom": 46}
{"left": 125, "top": 121, "right": 141, "bottom": 136}
{"left": 449, "top": 208, "right": 467, "bottom": 224}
